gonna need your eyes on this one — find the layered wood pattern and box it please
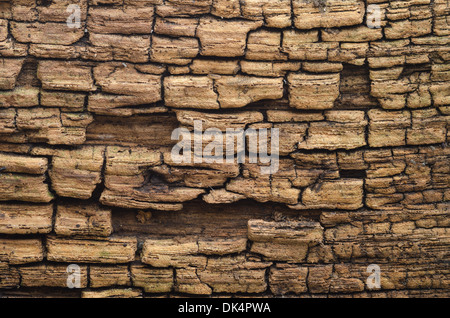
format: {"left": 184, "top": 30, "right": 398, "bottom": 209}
{"left": 0, "top": 0, "right": 449, "bottom": 298}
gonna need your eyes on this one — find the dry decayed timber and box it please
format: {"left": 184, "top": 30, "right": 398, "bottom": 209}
{"left": 0, "top": 0, "right": 449, "bottom": 298}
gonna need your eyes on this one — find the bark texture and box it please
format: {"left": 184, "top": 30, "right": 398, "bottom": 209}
{"left": 0, "top": 0, "right": 449, "bottom": 298}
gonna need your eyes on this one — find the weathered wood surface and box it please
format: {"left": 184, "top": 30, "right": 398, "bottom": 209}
{"left": 0, "top": 0, "right": 449, "bottom": 298}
